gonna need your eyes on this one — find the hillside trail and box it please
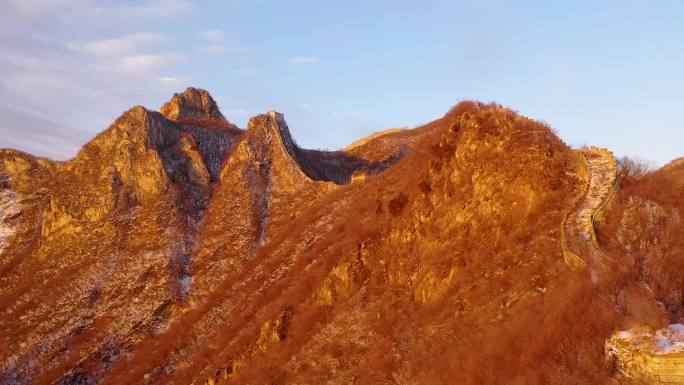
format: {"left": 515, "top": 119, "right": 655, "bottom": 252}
{"left": 562, "top": 147, "right": 618, "bottom": 281}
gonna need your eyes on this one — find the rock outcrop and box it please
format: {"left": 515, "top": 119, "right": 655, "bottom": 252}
{"left": 161, "top": 87, "right": 225, "bottom": 121}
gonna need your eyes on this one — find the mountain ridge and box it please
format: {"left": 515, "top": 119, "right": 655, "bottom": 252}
{"left": 1, "top": 90, "right": 683, "bottom": 385}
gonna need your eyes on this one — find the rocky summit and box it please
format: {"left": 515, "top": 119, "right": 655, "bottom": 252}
{"left": 1, "top": 88, "right": 683, "bottom": 385}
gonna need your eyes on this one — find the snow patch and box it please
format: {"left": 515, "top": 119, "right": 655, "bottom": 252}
{"left": 609, "top": 323, "right": 684, "bottom": 355}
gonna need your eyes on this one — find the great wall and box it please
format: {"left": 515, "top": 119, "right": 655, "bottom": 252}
{"left": 561, "top": 147, "right": 617, "bottom": 280}
{"left": 2, "top": 88, "right": 683, "bottom": 384}
{"left": 607, "top": 325, "right": 684, "bottom": 384}
{"left": 560, "top": 147, "right": 684, "bottom": 384}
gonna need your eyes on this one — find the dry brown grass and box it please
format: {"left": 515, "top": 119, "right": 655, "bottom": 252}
{"left": 4, "top": 100, "right": 681, "bottom": 385}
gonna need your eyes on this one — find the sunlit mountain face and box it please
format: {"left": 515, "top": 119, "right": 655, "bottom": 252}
{"left": 1, "top": 88, "right": 683, "bottom": 385}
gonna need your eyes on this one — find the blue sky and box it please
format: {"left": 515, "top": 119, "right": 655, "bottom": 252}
{"left": 1, "top": 0, "right": 682, "bottom": 165}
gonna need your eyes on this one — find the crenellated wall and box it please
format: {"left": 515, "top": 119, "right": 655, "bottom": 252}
{"left": 607, "top": 325, "right": 684, "bottom": 384}
{"left": 561, "top": 147, "right": 617, "bottom": 279}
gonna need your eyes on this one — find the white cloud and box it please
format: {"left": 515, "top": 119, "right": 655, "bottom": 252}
{"left": 298, "top": 103, "right": 312, "bottom": 110}
{"left": 290, "top": 56, "right": 320, "bottom": 65}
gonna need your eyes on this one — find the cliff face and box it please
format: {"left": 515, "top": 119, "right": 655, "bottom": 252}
{"left": 0, "top": 90, "right": 681, "bottom": 385}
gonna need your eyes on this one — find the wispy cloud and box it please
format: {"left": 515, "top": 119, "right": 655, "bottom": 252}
{"left": 198, "top": 29, "right": 225, "bottom": 43}
{"left": 290, "top": 56, "right": 320, "bottom": 65}
{"left": 91, "top": 0, "right": 194, "bottom": 19}
{"left": 118, "top": 53, "right": 185, "bottom": 73}
{"left": 196, "top": 45, "right": 246, "bottom": 55}
{"left": 196, "top": 28, "right": 245, "bottom": 56}
{"left": 68, "top": 33, "right": 167, "bottom": 57}
{"left": 8, "top": 0, "right": 194, "bottom": 20}
{"left": 158, "top": 76, "right": 192, "bottom": 88}
{"left": 6, "top": 0, "right": 85, "bottom": 16}
{"left": 67, "top": 33, "right": 185, "bottom": 74}
{"left": 0, "top": 103, "right": 88, "bottom": 160}
{"left": 0, "top": 1, "right": 193, "bottom": 159}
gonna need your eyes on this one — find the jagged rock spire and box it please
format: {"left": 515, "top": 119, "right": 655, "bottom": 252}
{"left": 160, "top": 87, "right": 225, "bottom": 121}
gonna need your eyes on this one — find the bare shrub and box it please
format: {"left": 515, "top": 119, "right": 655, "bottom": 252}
{"left": 617, "top": 156, "right": 656, "bottom": 183}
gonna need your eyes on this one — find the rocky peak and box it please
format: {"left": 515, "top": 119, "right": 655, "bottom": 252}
{"left": 160, "top": 87, "right": 225, "bottom": 121}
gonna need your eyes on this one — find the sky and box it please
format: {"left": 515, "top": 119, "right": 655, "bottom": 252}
{"left": 0, "top": 0, "right": 682, "bottom": 165}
